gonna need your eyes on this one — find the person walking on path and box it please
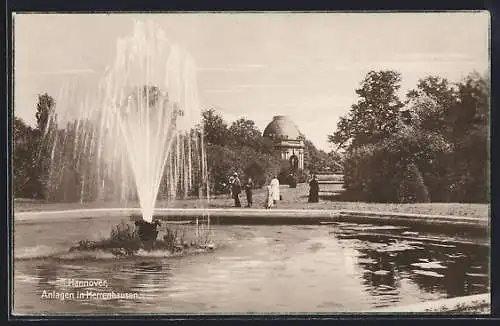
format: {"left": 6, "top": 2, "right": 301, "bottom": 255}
{"left": 270, "top": 175, "right": 280, "bottom": 205}
{"left": 231, "top": 172, "right": 242, "bottom": 207}
{"left": 245, "top": 177, "right": 254, "bottom": 207}
{"left": 308, "top": 174, "right": 319, "bottom": 203}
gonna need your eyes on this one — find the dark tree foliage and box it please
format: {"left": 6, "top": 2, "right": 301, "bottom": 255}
{"left": 13, "top": 118, "right": 44, "bottom": 198}
{"left": 331, "top": 70, "right": 489, "bottom": 203}
{"left": 448, "top": 73, "right": 489, "bottom": 202}
{"left": 303, "top": 137, "right": 342, "bottom": 174}
{"left": 14, "top": 93, "right": 58, "bottom": 200}
{"left": 228, "top": 118, "right": 263, "bottom": 148}
{"left": 35, "top": 93, "right": 55, "bottom": 134}
{"left": 329, "top": 70, "right": 404, "bottom": 150}
{"left": 201, "top": 110, "right": 282, "bottom": 194}
{"left": 202, "top": 109, "right": 230, "bottom": 146}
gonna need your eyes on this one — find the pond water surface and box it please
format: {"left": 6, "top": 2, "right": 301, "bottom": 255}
{"left": 13, "top": 217, "right": 489, "bottom": 314}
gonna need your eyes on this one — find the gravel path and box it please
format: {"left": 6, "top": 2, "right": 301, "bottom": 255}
{"left": 14, "top": 183, "right": 488, "bottom": 219}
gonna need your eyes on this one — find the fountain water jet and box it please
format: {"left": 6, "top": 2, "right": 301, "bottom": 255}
{"left": 43, "top": 20, "right": 209, "bottom": 234}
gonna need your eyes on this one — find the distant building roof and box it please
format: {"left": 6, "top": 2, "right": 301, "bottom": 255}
{"left": 263, "top": 115, "right": 302, "bottom": 141}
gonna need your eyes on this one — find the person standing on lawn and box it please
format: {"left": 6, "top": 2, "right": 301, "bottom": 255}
{"left": 231, "top": 172, "right": 242, "bottom": 207}
{"left": 228, "top": 174, "right": 235, "bottom": 198}
{"left": 308, "top": 174, "right": 319, "bottom": 203}
{"left": 245, "top": 177, "right": 254, "bottom": 207}
{"left": 270, "top": 175, "right": 280, "bottom": 205}
{"left": 265, "top": 183, "right": 273, "bottom": 209}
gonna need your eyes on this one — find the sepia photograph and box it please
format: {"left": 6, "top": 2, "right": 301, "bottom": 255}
{"left": 11, "top": 12, "right": 490, "bottom": 315}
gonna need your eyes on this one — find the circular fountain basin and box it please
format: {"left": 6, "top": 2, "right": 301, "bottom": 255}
{"left": 13, "top": 210, "right": 489, "bottom": 314}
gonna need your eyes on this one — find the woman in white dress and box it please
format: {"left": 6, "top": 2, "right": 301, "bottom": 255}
{"left": 270, "top": 175, "right": 280, "bottom": 205}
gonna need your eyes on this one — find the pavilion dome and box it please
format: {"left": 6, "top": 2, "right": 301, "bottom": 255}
{"left": 263, "top": 115, "right": 302, "bottom": 141}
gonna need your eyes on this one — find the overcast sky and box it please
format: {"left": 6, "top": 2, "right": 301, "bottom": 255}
{"left": 14, "top": 12, "right": 489, "bottom": 151}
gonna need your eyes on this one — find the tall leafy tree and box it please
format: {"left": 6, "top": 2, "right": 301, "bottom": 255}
{"left": 404, "top": 77, "right": 457, "bottom": 201}
{"left": 202, "top": 109, "right": 229, "bottom": 146}
{"left": 328, "top": 70, "right": 404, "bottom": 150}
{"left": 228, "top": 118, "right": 264, "bottom": 150}
{"left": 448, "top": 72, "right": 489, "bottom": 202}
{"left": 35, "top": 93, "right": 55, "bottom": 134}
{"left": 406, "top": 76, "right": 457, "bottom": 135}
{"left": 329, "top": 71, "right": 435, "bottom": 203}
{"left": 13, "top": 118, "right": 41, "bottom": 198}
{"left": 35, "top": 93, "right": 58, "bottom": 200}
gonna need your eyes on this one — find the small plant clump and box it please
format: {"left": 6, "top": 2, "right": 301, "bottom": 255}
{"left": 69, "top": 220, "right": 214, "bottom": 257}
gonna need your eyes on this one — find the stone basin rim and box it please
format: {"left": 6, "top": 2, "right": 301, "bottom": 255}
{"left": 14, "top": 208, "right": 488, "bottom": 229}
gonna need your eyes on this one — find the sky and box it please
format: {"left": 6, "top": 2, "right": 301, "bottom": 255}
{"left": 13, "top": 12, "right": 489, "bottom": 151}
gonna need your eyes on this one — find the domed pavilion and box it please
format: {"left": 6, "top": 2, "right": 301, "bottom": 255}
{"left": 263, "top": 115, "right": 305, "bottom": 170}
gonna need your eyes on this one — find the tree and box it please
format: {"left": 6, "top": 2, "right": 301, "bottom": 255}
{"left": 35, "top": 93, "right": 55, "bottom": 134}
{"left": 200, "top": 109, "right": 284, "bottom": 193}
{"left": 303, "top": 138, "right": 321, "bottom": 173}
{"left": 34, "top": 93, "right": 58, "bottom": 200}
{"left": 449, "top": 72, "right": 488, "bottom": 140}
{"left": 327, "top": 151, "right": 344, "bottom": 173}
{"left": 328, "top": 70, "right": 405, "bottom": 150}
{"left": 202, "top": 109, "right": 230, "bottom": 146}
{"left": 406, "top": 72, "right": 489, "bottom": 202}
{"left": 448, "top": 72, "right": 489, "bottom": 202}
{"left": 13, "top": 93, "right": 57, "bottom": 199}
{"left": 406, "top": 76, "right": 457, "bottom": 135}
{"left": 341, "top": 129, "right": 432, "bottom": 203}
{"left": 228, "top": 118, "right": 265, "bottom": 150}
{"left": 13, "top": 118, "right": 42, "bottom": 198}
{"left": 396, "top": 163, "right": 430, "bottom": 203}
{"left": 303, "top": 138, "right": 340, "bottom": 173}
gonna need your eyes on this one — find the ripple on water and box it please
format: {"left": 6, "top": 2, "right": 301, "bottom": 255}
{"left": 466, "top": 273, "right": 488, "bottom": 278}
{"left": 230, "top": 260, "right": 265, "bottom": 269}
{"left": 357, "top": 258, "right": 378, "bottom": 265}
{"left": 307, "top": 242, "right": 326, "bottom": 252}
{"left": 446, "top": 253, "right": 466, "bottom": 259}
{"left": 316, "top": 301, "right": 345, "bottom": 310}
{"left": 429, "top": 243, "right": 456, "bottom": 248}
{"left": 402, "top": 231, "right": 420, "bottom": 236}
{"left": 295, "top": 226, "right": 317, "bottom": 230}
{"left": 411, "top": 262, "right": 447, "bottom": 269}
{"left": 359, "top": 241, "right": 422, "bottom": 253}
{"left": 345, "top": 225, "right": 407, "bottom": 232}
{"left": 377, "top": 284, "right": 395, "bottom": 290}
{"left": 412, "top": 270, "right": 445, "bottom": 278}
{"left": 373, "top": 270, "right": 390, "bottom": 276}
{"left": 15, "top": 274, "right": 41, "bottom": 284}
{"left": 252, "top": 237, "right": 268, "bottom": 244}
{"left": 15, "top": 245, "right": 61, "bottom": 260}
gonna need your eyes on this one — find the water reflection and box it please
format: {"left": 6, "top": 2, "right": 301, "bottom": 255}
{"left": 332, "top": 222, "right": 489, "bottom": 301}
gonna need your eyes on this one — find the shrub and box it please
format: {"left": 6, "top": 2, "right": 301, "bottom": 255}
{"left": 108, "top": 221, "right": 142, "bottom": 255}
{"left": 342, "top": 135, "right": 431, "bottom": 203}
{"left": 245, "top": 162, "right": 267, "bottom": 188}
{"left": 396, "top": 163, "right": 430, "bottom": 203}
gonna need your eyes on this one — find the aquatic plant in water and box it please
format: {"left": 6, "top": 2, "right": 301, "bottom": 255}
{"left": 69, "top": 221, "right": 214, "bottom": 257}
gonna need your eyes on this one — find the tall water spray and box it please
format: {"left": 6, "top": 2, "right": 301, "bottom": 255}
{"left": 44, "top": 21, "right": 208, "bottom": 223}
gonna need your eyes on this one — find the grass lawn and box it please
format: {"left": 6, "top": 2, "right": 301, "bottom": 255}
{"left": 14, "top": 183, "right": 489, "bottom": 219}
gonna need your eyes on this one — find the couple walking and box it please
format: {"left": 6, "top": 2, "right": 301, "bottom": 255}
{"left": 230, "top": 172, "right": 254, "bottom": 208}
